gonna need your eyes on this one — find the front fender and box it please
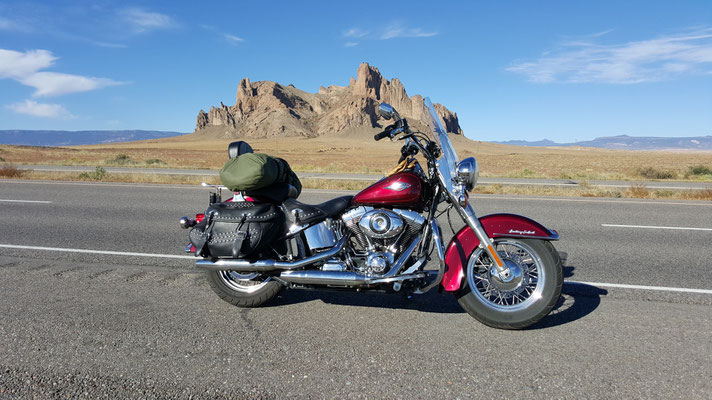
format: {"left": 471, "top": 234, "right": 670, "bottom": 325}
{"left": 441, "top": 213, "right": 559, "bottom": 292}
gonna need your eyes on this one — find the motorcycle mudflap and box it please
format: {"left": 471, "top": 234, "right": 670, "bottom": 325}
{"left": 189, "top": 202, "right": 283, "bottom": 258}
{"left": 441, "top": 213, "right": 559, "bottom": 291}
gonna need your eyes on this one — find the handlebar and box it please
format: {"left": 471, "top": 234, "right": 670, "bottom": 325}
{"left": 374, "top": 118, "right": 411, "bottom": 141}
{"left": 374, "top": 124, "right": 395, "bottom": 141}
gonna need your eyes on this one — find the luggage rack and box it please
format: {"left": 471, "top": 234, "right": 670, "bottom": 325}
{"left": 201, "top": 182, "right": 247, "bottom": 203}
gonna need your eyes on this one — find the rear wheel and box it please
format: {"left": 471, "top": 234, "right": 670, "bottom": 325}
{"left": 206, "top": 270, "right": 283, "bottom": 307}
{"left": 205, "top": 236, "right": 305, "bottom": 307}
{"left": 457, "top": 239, "right": 562, "bottom": 329}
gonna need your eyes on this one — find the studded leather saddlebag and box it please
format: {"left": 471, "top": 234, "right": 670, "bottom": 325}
{"left": 189, "top": 202, "right": 283, "bottom": 259}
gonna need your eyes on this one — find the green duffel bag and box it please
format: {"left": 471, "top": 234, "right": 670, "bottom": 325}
{"left": 219, "top": 153, "right": 302, "bottom": 197}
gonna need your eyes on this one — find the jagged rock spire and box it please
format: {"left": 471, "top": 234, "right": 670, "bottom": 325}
{"left": 195, "top": 63, "right": 462, "bottom": 137}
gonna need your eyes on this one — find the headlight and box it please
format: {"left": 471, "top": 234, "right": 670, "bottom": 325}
{"left": 456, "top": 157, "right": 478, "bottom": 191}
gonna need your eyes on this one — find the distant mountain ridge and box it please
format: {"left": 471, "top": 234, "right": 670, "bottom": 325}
{"left": 495, "top": 135, "right": 712, "bottom": 150}
{"left": 0, "top": 130, "right": 185, "bottom": 146}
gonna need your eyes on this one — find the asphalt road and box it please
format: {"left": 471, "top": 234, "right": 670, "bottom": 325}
{"left": 16, "top": 164, "right": 712, "bottom": 190}
{"left": 0, "top": 179, "right": 710, "bottom": 399}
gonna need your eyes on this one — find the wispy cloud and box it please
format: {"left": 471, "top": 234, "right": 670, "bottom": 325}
{"left": 224, "top": 34, "right": 245, "bottom": 44}
{"left": 343, "top": 28, "right": 369, "bottom": 38}
{"left": 342, "top": 22, "right": 437, "bottom": 45}
{"left": 507, "top": 28, "right": 712, "bottom": 84}
{"left": 0, "top": 16, "right": 22, "bottom": 31}
{"left": 6, "top": 99, "right": 75, "bottom": 118}
{"left": 200, "top": 25, "right": 246, "bottom": 45}
{"left": 91, "top": 41, "right": 128, "bottom": 49}
{"left": 380, "top": 24, "right": 437, "bottom": 40}
{"left": 0, "top": 48, "right": 125, "bottom": 97}
{"left": 120, "top": 8, "right": 175, "bottom": 33}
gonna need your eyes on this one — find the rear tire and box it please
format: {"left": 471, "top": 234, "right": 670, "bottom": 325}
{"left": 206, "top": 271, "right": 283, "bottom": 307}
{"left": 457, "top": 239, "right": 562, "bottom": 329}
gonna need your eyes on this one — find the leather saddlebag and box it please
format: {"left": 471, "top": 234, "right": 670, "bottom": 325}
{"left": 189, "top": 202, "right": 283, "bottom": 258}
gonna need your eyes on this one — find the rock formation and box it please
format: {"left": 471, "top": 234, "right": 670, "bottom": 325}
{"left": 195, "top": 63, "right": 462, "bottom": 138}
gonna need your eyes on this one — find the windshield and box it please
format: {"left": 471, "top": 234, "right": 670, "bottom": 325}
{"left": 420, "top": 97, "right": 460, "bottom": 194}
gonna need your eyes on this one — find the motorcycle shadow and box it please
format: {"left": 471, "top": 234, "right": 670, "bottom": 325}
{"left": 269, "top": 254, "right": 607, "bottom": 328}
{"left": 529, "top": 252, "right": 607, "bottom": 330}
{"left": 271, "top": 287, "right": 464, "bottom": 314}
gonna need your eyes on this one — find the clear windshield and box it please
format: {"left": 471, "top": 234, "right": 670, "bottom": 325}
{"left": 420, "top": 97, "right": 459, "bottom": 194}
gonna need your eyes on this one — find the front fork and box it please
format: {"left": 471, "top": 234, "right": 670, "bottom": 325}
{"left": 454, "top": 202, "right": 512, "bottom": 280}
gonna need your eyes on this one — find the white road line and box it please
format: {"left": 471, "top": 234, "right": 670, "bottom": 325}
{"left": 1, "top": 243, "right": 711, "bottom": 295}
{"left": 0, "top": 199, "right": 52, "bottom": 204}
{"left": 0, "top": 244, "right": 194, "bottom": 259}
{"left": 602, "top": 224, "right": 712, "bottom": 231}
{"left": 565, "top": 281, "right": 712, "bottom": 295}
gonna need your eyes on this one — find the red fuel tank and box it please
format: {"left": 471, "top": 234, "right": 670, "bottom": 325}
{"left": 352, "top": 172, "right": 423, "bottom": 207}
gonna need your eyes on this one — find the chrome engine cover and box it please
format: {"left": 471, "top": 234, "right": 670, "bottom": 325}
{"left": 359, "top": 209, "right": 404, "bottom": 239}
{"left": 342, "top": 207, "right": 426, "bottom": 253}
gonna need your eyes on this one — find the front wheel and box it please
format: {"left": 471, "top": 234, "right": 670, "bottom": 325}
{"left": 457, "top": 239, "right": 562, "bottom": 329}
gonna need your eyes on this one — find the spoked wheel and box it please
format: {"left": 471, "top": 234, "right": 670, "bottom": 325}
{"left": 457, "top": 238, "right": 562, "bottom": 329}
{"left": 205, "top": 237, "right": 306, "bottom": 307}
{"left": 206, "top": 270, "right": 283, "bottom": 307}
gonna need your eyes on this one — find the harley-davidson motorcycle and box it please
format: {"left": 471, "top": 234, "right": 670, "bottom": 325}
{"left": 181, "top": 98, "right": 562, "bottom": 329}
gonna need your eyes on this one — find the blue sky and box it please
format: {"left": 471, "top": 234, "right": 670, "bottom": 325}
{"left": 0, "top": 0, "right": 710, "bottom": 142}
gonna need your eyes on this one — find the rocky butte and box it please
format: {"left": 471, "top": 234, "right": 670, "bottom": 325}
{"left": 195, "top": 63, "right": 462, "bottom": 138}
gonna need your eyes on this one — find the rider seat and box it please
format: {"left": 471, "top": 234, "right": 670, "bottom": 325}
{"left": 283, "top": 196, "right": 353, "bottom": 226}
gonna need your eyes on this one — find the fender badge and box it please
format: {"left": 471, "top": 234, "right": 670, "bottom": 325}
{"left": 509, "top": 229, "right": 536, "bottom": 235}
{"left": 385, "top": 181, "right": 411, "bottom": 192}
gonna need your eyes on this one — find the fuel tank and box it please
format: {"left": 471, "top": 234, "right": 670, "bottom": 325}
{"left": 352, "top": 172, "right": 423, "bottom": 207}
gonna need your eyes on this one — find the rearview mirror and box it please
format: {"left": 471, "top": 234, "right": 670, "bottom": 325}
{"left": 378, "top": 103, "right": 397, "bottom": 120}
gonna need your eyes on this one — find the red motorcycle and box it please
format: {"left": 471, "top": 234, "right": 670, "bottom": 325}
{"left": 181, "top": 99, "right": 562, "bottom": 329}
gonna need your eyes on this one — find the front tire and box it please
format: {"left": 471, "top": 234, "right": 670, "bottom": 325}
{"left": 206, "top": 270, "right": 283, "bottom": 307}
{"left": 457, "top": 239, "right": 562, "bottom": 329}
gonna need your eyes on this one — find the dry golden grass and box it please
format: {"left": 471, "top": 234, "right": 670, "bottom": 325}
{"left": 4, "top": 170, "right": 711, "bottom": 201}
{"left": 0, "top": 165, "right": 25, "bottom": 178}
{"left": 1, "top": 132, "right": 711, "bottom": 182}
{"left": 472, "top": 183, "right": 712, "bottom": 201}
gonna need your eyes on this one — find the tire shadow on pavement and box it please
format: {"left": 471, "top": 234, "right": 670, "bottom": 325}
{"left": 528, "top": 257, "right": 607, "bottom": 329}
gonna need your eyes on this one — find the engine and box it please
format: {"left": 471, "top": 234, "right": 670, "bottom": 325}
{"left": 341, "top": 207, "right": 425, "bottom": 275}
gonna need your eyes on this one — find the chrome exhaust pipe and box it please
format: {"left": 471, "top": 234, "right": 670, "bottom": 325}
{"left": 195, "top": 235, "right": 347, "bottom": 272}
{"left": 279, "top": 270, "right": 427, "bottom": 287}
{"left": 279, "top": 270, "right": 367, "bottom": 286}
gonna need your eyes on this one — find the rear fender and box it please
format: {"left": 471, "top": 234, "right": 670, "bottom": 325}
{"left": 441, "top": 213, "right": 559, "bottom": 292}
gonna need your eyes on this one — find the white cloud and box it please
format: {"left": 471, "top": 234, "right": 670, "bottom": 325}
{"left": 507, "top": 28, "right": 712, "bottom": 84}
{"left": 20, "top": 72, "right": 123, "bottom": 97}
{"left": 6, "top": 99, "right": 74, "bottom": 118}
{"left": 0, "top": 48, "right": 125, "bottom": 97}
{"left": 120, "top": 8, "right": 174, "bottom": 33}
{"left": 0, "top": 49, "right": 56, "bottom": 79}
{"left": 224, "top": 34, "right": 245, "bottom": 44}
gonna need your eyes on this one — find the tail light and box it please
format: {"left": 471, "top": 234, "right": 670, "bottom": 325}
{"left": 179, "top": 213, "right": 205, "bottom": 230}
